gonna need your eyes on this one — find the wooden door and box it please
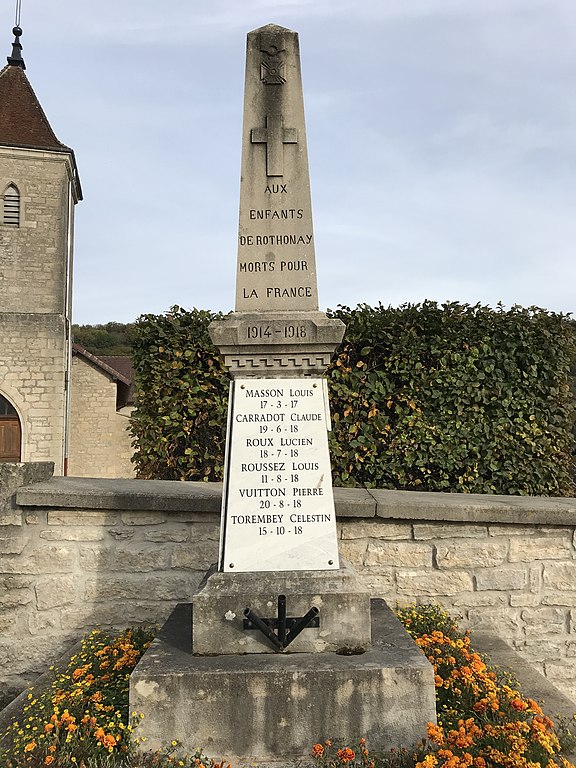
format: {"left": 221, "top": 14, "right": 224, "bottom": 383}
{"left": 0, "top": 395, "right": 21, "bottom": 462}
{"left": 0, "top": 419, "right": 21, "bottom": 461}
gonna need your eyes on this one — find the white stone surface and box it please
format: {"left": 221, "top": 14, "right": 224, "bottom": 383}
{"left": 219, "top": 377, "right": 339, "bottom": 571}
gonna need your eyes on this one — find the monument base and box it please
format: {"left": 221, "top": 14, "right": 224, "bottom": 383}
{"left": 193, "top": 560, "right": 371, "bottom": 654}
{"left": 129, "top": 600, "right": 436, "bottom": 765}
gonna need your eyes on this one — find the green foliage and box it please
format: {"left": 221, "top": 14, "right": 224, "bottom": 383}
{"left": 129, "top": 302, "right": 576, "bottom": 494}
{"left": 72, "top": 322, "right": 136, "bottom": 356}
{"left": 326, "top": 302, "right": 575, "bottom": 495}
{"left": 130, "top": 306, "right": 229, "bottom": 481}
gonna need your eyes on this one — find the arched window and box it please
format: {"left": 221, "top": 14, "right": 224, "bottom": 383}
{"left": 0, "top": 394, "right": 21, "bottom": 462}
{"left": 3, "top": 184, "right": 20, "bottom": 226}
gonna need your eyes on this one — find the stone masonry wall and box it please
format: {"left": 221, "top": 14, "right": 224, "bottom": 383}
{"left": 0, "top": 148, "right": 73, "bottom": 314}
{"left": 68, "top": 356, "right": 135, "bottom": 478}
{"left": 0, "top": 146, "right": 77, "bottom": 475}
{"left": 0, "top": 314, "right": 67, "bottom": 472}
{"left": 2, "top": 468, "right": 576, "bottom": 704}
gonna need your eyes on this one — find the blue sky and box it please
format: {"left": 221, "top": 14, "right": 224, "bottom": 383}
{"left": 5, "top": 0, "right": 576, "bottom": 323}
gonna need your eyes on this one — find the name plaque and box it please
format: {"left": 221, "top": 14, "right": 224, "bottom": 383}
{"left": 219, "top": 377, "right": 340, "bottom": 572}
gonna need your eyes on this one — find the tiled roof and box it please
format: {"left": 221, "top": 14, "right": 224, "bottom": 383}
{"left": 0, "top": 63, "right": 68, "bottom": 151}
{"left": 72, "top": 344, "right": 132, "bottom": 385}
{"left": 99, "top": 356, "right": 135, "bottom": 385}
{"left": 0, "top": 63, "right": 83, "bottom": 199}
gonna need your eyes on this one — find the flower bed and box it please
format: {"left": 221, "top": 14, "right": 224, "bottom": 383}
{"left": 312, "top": 605, "right": 576, "bottom": 768}
{"left": 1, "top": 604, "right": 574, "bottom": 767}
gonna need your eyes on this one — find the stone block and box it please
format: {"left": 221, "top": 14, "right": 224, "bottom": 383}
{"left": 108, "top": 528, "right": 135, "bottom": 540}
{"left": 544, "top": 661, "right": 576, "bottom": 680}
{"left": 339, "top": 539, "right": 367, "bottom": 565}
{"left": 359, "top": 570, "right": 395, "bottom": 597}
{"left": 40, "top": 527, "right": 105, "bottom": 541}
{"left": 467, "top": 609, "right": 522, "bottom": 635}
{"left": 28, "top": 611, "right": 60, "bottom": 635}
{"left": 488, "top": 525, "right": 535, "bottom": 537}
{"left": 542, "top": 594, "right": 576, "bottom": 606}
{"left": 84, "top": 574, "right": 198, "bottom": 603}
{"left": 365, "top": 541, "right": 431, "bottom": 568}
{"left": 0, "top": 513, "right": 22, "bottom": 527}
{"left": 144, "top": 529, "right": 189, "bottom": 543}
{"left": 0, "top": 609, "right": 20, "bottom": 633}
{"left": 171, "top": 542, "right": 219, "bottom": 571}
{"left": 414, "top": 524, "right": 487, "bottom": 540}
{"left": 48, "top": 510, "right": 117, "bottom": 526}
{"left": 451, "top": 593, "right": 508, "bottom": 607}
{"left": 0, "top": 535, "right": 26, "bottom": 554}
{"left": 396, "top": 570, "right": 473, "bottom": 596}
{"left": 0, "top": 546, "right": 74, "bottom": 574}
{"left": 130, "top": 600, "right": 436, "bottom": 762}
{"left": 192, "top": 561, "right": 371, "bottom": 655}
{"left": 79, "top": 545, "right": 169, "bottom": 572}
{"left": 120, "top": 512, "right": 167, "bottom": 526}
{"left": 510, "top": 594, "right": 541, "bottom": 607}
{"left": 435, "top": 541, "right": 507, "bottom": 570}
{"left": 509, "top": 537, "right": 570, "bottom": 562}
{"left": 340, "top": 520, "right": 411, "bottom": 541}
{"left": 543, "top": 562, "right": 576, "bottom": 591}
{"left": 475, "top": 567, "right": 527, "bottom": 591}
{"left": 517, "top": 638, "right": 563, "bottom": 661}
{"left": 521, "top": 607, "right": 567, "bottom": 633}
{"left": 35, "top": 575, "right": 76, "bottom": 610}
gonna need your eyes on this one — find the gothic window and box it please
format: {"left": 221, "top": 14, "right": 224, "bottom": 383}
{"left": 3, "top": 184, "right": 20, "bottom": 226}
{"left": 0, "top": 395, "right": 17, "bottom": 417}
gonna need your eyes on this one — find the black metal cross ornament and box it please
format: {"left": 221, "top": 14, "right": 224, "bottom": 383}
{"left": 243, "top": 594, "right": 320, "bottom": 651}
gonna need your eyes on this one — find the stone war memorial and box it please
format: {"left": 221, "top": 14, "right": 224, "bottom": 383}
{"left": 129, "top": 24, "right": 436, "bottom": 763}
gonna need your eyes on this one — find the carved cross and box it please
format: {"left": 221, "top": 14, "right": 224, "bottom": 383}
{"left": 251, "top": 115, "right": 297, "bottom": 177}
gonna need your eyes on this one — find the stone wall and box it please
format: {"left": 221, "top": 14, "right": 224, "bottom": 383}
{"left": 2, "top": 466, "right": 576, "bottom": 704}
{"left": 0, "top": 146, "right": 77, "bottom": 474}
{"left": 68, "top": 355, "right": 135, "bottom": 478}
{"left": 0, "top": 314, "right": 67, "bottom": 470}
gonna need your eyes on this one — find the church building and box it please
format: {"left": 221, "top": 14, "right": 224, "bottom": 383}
{"left": 0, "top": 25, "right": 135, "bottom": 477}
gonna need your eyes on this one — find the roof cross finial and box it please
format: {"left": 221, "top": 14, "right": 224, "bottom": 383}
{"left": 7, "top": 0, "right": 25, "bottom": 69}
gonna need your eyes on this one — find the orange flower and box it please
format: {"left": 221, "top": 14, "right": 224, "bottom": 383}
{"left": 336, "top": 748, "right": 355, "bottom": 762}
{"left": 473, "top": 759, "right": 486, "bottom": 768}
{"left": 102, "top": 734, "right": 117, "bottom": 749}
{"left": 312, "top": 743, "right": 324, "bottom": 757}
{"left": 510, "top": 698, "right": 528, "bottom": 711}
{"left": 24, "top": 741, "right": 37, "bottom": 752}
{"left": 44, "top": 723, "right": 54, "bottom": 733}
{"left": 44, "top": 757, "right": 55, "bottom": 766}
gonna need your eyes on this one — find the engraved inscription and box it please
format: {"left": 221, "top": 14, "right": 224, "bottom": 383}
{"left": 239, "top": 234, "right": 313, "bottom": 246}
{"left": 250, "top": 209, "right": 303, "bottom": 220}
{"left": 251, "top": 116, "right": 298, "bottom": 177}
{"left": 239, "top": 320, "right": 316, "bottom": 344}
{"left": 220, "top": 378, "right": 339, "bottom": 572}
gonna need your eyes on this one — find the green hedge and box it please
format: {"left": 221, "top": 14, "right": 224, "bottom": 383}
{"left": 130, "top": 302, "right": 576, "bottom": 495}
{"left": 131, "top": 307, "right": 228, "bottom": 481}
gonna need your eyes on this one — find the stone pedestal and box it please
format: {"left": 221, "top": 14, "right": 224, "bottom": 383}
{"left": 130, "top": 600, "right": 437, "bottom": 765}
{"left": 192, "top": 560, "right": 371, "bottom": 655}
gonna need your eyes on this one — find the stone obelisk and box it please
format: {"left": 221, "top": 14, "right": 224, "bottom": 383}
{"left": 210, "top": 23, "right": 344, "bottom": 376}
{"left": 210, "top": 24, "right": 345, "bottom": 574}
{"left": 130, "top": 26, "right": 437, "bottom": 764}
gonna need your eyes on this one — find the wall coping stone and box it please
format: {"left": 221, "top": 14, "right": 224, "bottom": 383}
{"left": 15, "top": 477, "right": 576, "bottom": 525}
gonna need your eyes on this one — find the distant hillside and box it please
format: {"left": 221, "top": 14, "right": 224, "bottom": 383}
{"left": 72, "top": 322, "right": 135, "bottom": 356}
